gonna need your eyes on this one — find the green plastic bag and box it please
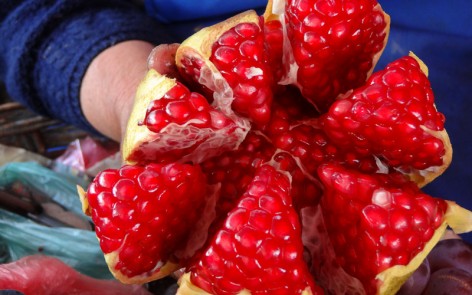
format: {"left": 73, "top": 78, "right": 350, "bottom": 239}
{"left": 0, "top": 208, "right": 112, "bottom": 279}
{"left": 0, "top": 162, "right": 111, "bottom": 279}
{"left": 0, "top": 161, "right": 88, "bottom": 218}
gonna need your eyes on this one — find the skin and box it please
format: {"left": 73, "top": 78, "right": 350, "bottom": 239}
{"left": 80, "top": 40, "right": 179, "bottom": 142}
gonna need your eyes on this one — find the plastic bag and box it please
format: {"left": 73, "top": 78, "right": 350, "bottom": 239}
{"left": 0, "top": 144, "right": 50, "bottom": 167}
{"left": 53, "top": 136, "right": 120, "bottom": 177}
{"left": 0, "top": 161, "right": 88, "bottom": 217}
{"left": 0, "top": 255, "right": 151, "bottom": 295}
{"left": 0, "top": 208, "right": 111, "bottom": 279}
{"left": 0, "top": 161, "right": 110, "bottom": 279}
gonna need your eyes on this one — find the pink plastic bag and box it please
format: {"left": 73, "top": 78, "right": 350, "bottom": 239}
{"left": 0, "top": 255, "right": 151, "bottom": 295}
{"left": 54, "top": 136, "right": 120, "bottom": 176}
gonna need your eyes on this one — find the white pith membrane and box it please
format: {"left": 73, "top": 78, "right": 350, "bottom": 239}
{"left": 173, "top": 184, "right": 220, "bottom": 260}
{"left": 301, "top": 206, "right": 366, "bottom": 295}
{"left": 122, "top": 69, "right": 249, "bottom": 164}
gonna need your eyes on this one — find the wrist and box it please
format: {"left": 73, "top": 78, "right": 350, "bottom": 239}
{"left": 80, "top": 40, "right": 155, "bottom": 141}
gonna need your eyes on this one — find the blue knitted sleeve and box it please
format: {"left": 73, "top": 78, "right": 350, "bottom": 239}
{"left": 0, "top": 0, "right": 176, "bottom": 133}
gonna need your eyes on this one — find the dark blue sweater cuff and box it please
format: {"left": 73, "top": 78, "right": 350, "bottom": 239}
{"left": 2, "top": 0, "right": 176, "bottom": 135}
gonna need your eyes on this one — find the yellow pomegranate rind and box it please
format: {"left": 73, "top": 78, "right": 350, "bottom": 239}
{"left": 103, "top": 249, "right": 179, "bottom": 285}
{"left": 77, "top": 186, "right": 91, "bottom": 216}
{"left": 122, "top": 69, "right": 177, "bottom": 164}
{"left": 405, "top": 52, "right": 453, "bottom": 188}
{"left": 78, "top": 185, "right": 181, "bottom": 284}
{"left": 177, "top": 10, "right": 259, "bottom": 62}
{"left": 376, "top": 201, "right": 472, "bottom": 295}
{"left": 176, "top": 272, "right": 314, "bottom": 295}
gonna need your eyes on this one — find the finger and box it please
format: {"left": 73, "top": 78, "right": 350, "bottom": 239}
{"left": 147, "top": 43, "right": 180, "bottom": 78}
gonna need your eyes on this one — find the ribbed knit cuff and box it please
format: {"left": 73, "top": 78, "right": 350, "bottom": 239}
{"left": 3, "top": 0, "right": 176, "bottom": 134}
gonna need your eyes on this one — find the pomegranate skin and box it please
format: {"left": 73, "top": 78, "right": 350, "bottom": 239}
{"left": 423, "top": 267, "right": 472, "bottom": 295}
{"left": 427, "top": 239, "right": 472, "bottom": 274}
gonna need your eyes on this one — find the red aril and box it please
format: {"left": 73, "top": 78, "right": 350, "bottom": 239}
{"left": 78, "top": 163, "right": 209, "bottom": 284}
{"left": 122, "top": 70, "right": 249, "bottom": 165}
{"left": 176, "top": 10, "right": 274, "bottom": 125}
{"left": 314, "top": 163, "right": 472, "bottom": 294}
{"left": 321, "top": 53, "right": 452, "bottom": 186}
{"left": 177, "top": 165, "right": 324, "bottom": 295}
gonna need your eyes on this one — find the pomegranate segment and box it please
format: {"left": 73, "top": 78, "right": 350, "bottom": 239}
{"left": 316, "top": 163, "right": 471, "bottom": 295}
{"left": 176, "top": 10, "right": 274, "bottom": 125}
{"left": 283, "top": 0, "right": 390, "bottom": 112}
{"left": 178, "top": 165, "right": 323, "bottom": 295}
{"left": 79, "top": 163, "right": 209, "bottom": 284}
{"left": 321, "top": 54, "right": 452, "bottom": 186}
{"left": 123, "top": 70, "right": 249, "bottom": 165}
{"left": 210, "top": 21, "right": 274, "bottom": 125}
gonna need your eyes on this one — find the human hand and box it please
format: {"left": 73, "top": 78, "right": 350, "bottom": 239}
{"left": 147, "top": 43, "right": 180, "bottom": 79}
{"left": 80, "top": 41, "right": 179, "bottom": 142}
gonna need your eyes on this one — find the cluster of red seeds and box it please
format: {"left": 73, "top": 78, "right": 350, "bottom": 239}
{"left": 86, "top": 163, "right": 207, "bottom": 277}
{"left": 322, "top": 56, "right": 446, "bottom": 170}
{"left": 210, "top": 21, "right": 274, "bottom": 124}
{"left": 190, "top": 165, "right": 323, "bottom": 295}
{"left": 144, "top": 82, "right": 233, "bottom": 132}
{"left": 319, "top": 163, "right": 448, "bottom": 294}
{"left": 286, "top": 0, "right": 388, "bottom": 112}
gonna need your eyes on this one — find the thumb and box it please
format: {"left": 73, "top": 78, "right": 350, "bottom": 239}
{"left": 147, "top": 43, "right": 180, "bottom": 78}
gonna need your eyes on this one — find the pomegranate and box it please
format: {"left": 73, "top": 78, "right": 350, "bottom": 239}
{"left": 78, "top": 0, "right": 472, "bottom": 294}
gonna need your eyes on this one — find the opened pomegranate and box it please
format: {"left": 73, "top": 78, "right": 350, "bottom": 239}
{"left": 78, "top": 0, "right": 472, "bottom": 294}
